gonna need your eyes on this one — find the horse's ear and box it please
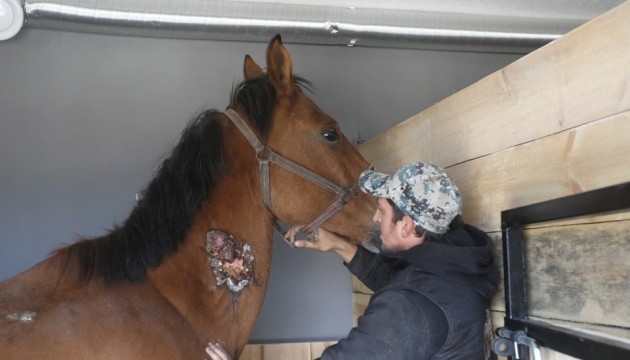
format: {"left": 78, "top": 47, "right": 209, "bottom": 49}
{"left": 266, "top": 34, "right": 294, "bottom": 96}
{"left": 243, "top": 55, "right": 264, "bottom": 80}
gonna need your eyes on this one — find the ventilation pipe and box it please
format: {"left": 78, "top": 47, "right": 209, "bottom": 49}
{"left": 10, "top": 0, "right": 582, "bottom": 53}
{"left": 0, "top": 0, "right": 23, "bottom": 40}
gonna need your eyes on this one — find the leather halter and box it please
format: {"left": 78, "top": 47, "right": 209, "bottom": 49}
{"left": 224, "top": 109, "right": 361, "bottom": 244}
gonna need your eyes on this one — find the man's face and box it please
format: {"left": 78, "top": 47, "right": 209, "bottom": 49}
{"left": 372, "top": 197, "right": 404, "bottom": 252}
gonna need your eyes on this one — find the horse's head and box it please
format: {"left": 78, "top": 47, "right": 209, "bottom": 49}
{"left": 233, "top": 35, "right": 375, "bottom": 244}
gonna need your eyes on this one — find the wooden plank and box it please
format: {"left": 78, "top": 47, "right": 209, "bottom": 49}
{"left": 241, "top": 342, "right": 336, "bottom": 360}
{"left": 488, "top": 232, "right": 505, "bottom": 310}
{"left": 240, "top": 344, "right": 263, "bottom": 360}
{"left": 449, "top": 112, "right": 630, "bottom": 233}
{"left": 351, "top": 275, "right": 373, "bottom": 295}
{"left": 358, "top": 2, "right": 630, "bottom": 173}
{"left": 524, "top": 212, "right": 630, "bottom": 230}
{"left": 262, "top": 342, "right": 311, "bottom": 360}
{"left": 352, "top": 292, "right": 371, "bottom": 326}
{"left": 310, "top": 341, "right": 336, "bottom": 360}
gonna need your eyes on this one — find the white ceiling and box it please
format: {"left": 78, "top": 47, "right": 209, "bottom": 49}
{"left": 242, "top": 0, "right": 625, "bottom": 20}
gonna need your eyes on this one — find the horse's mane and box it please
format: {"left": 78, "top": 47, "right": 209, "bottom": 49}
{"left": 57, "top": 74, "right": 312, "bottom": 284}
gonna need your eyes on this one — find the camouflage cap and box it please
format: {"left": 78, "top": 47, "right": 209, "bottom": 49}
{"left": 359, "top": 162, "right": 461, "bottom": 234}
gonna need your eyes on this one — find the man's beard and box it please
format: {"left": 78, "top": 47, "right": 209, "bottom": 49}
{"left": 362, "top": 224, "right": 385, "bottom": 253}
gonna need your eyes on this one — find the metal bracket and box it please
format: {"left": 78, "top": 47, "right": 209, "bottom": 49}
{"left": 493, "top": 327, "right": 542, "bottom": 360}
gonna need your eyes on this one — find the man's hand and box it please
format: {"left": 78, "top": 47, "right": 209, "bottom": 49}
{"left": 285, "top": 226, "right": 358, "bottom": 263}
{"left": 205, "top": 343, "right": 231, "bottom": 360}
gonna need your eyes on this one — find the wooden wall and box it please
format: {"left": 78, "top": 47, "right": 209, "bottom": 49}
{"left": 240, "top": 341, "right": 336, "bottom": 360}
{"left": 356, "top": 2, "right": 629, "bottom": 359}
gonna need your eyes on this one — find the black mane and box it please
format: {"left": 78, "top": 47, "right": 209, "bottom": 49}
{"left": 60, "top": 74, "right": 311, "bottom": 284}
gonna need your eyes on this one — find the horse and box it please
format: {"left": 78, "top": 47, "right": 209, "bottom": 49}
{"left": 0, "top": 35, "right": 376, "bottom": 359}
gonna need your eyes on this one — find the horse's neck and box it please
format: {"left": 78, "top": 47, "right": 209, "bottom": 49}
{"left": 146, "top": 115, "right": 277, "bottom": 353}
{"left": 147, "top": 172, "right": 274, "bottom": 352}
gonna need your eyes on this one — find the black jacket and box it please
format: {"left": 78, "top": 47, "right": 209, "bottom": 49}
{"left": 320, "top": 224, "right": 499, "bottom": 360}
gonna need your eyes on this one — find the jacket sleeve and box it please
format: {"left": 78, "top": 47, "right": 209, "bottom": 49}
{"left": 320, "top": 290, "right": 434, "bottom": 360}
{"left": 345, "top": 246, "right": 401, "bottom": 292}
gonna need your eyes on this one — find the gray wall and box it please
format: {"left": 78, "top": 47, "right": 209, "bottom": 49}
{"left": 0, "top": 28, "right": 519, "bottom": 342}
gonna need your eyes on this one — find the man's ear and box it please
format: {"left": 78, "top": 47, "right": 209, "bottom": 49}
{"left": 401, "top": 215, "right": 424, "bottom": 243}
{"left": 400, "top": 215, "right": 415, "bottom": 237}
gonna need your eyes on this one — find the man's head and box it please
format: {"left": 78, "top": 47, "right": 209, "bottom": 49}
{"left": 359, "top": 162, "right": 461, "bottom": 252}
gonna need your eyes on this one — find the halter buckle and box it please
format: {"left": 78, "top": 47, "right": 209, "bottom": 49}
{"left": 256, "top": 147, "right": 272, "bottom": 162}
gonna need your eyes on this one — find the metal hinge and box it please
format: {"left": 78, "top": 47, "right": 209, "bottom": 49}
{"left": 492, "top": 327, "right": 542, "bottom": 360}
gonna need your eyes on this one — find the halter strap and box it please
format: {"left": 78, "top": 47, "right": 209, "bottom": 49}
{"left": 224, "top": 109, "right": 361, "bottom": 244}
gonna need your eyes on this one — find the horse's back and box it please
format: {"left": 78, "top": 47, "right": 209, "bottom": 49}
{"left": 1, "top": 257, "right": 65, "bottom": 336}
{"left": 1, "top": 257, "right": 205, "bottom": 359}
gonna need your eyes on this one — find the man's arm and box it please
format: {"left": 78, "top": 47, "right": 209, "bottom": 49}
{"left": 285, "top": 226, "right": 400, "bottom": 292}
{"left": 344, "top": 246, "right": 401, "bottom": 291}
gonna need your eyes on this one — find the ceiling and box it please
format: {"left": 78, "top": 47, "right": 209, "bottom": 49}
{"left": 242, "top": 0, "right": 625, "bottom": 19}
{"left": 11, "top": 0, "right": 627, "bottom": 52}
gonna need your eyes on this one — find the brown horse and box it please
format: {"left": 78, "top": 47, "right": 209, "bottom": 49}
{"left": 0, "top": 35, "right": 375, "bottom": 359}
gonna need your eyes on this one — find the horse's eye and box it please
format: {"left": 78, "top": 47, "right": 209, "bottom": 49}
{"left": 322, "top": 128, "right": 339, "bottom": 142}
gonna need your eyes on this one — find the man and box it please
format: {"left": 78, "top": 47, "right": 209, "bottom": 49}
{"left": 288, "top": 162, "right": 498, "bottom": 359}
{"left": 206, "top": 162, "right": 499, "bottom": 359}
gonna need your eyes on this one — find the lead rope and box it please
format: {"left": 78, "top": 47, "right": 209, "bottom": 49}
{"left": 223, "top": 109, "right": 361, "bottom": 243}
